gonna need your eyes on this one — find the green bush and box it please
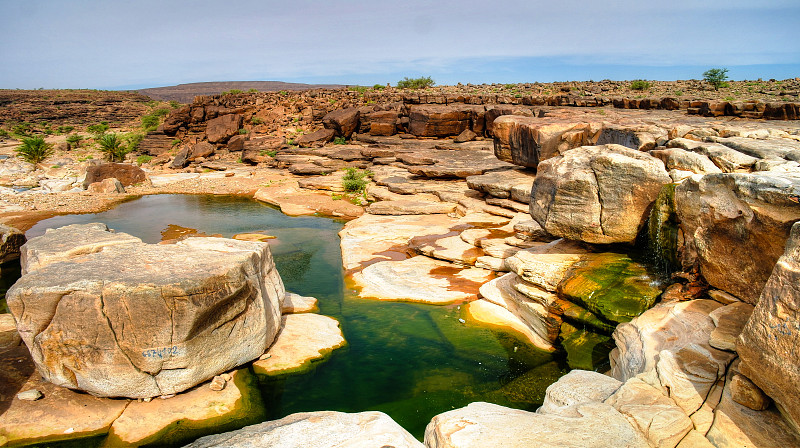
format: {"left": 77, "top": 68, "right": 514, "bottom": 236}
{"left": 222, "top": 89, "right": 243, "bottom": 95}
{"left": 342, "top": 167, "right": 372, "bottom": 193}
{"left": 396, "top": 76, "right": 435, "bottom": 89}
{"left": 11, "top": 122, "right": 33, "bottom": 137}
{"left": 87, "top": 122, "right": 109, "bottom": 135}
{"left": 260, "top": 149, "right": 277, "bottom": 157}
{"left": 98, "top": 133, "right": 130, "bottom": 162}
{"left": 372, "top": 84, "right": 386, "bottom": 90}
{"left": 169, "top": 100, "right": 181, "bottom": 108}
{"left": 250, "top": 117, "right": 264, "bottom": 125}
{"left": 238, "top": 128, "right": 248, "bottom": 134}
{"left": 136, "top": 154, "right": 153, "bottom": 165}
{"left": 333, "top": 136, "right": 346, "bottom": 145}
{"left": 141, "top": 114, "right": 161, "bottom": 132}
{"left": 56, "top": 125, "right": 74, "bottom": 134}
{"left": 703, "top": 68, "right": 730, "bottom": 90}
{"left": 0, "top": 129, "right": 8, "bottom": 138}
{"left": 348, "top": 86, "right": 368, "bottom": 93}
{"left": 15, "top": 136, "right": 53, "bottom": 164}
{"left": 66, "top": 134, "right": 84, "bottom": 147}
{"left": 630, "top": 80, "right": 651, "bottom": 91}
{"left": 248, "top": 88, "right": 258, "bottom": 93}
{"left": 126, "top": 132, "right": 145, "bottom": 152}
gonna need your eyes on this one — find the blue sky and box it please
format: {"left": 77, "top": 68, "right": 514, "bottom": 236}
{"left": 1, "top": 0, "right": 798, "bottom": 89}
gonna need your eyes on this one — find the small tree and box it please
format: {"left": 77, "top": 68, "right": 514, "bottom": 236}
{"left": 98, "top": 133, "right": 130, "bottom": 162}
{"left": 16, "top": 136, "right": 53, "bottom": 164}
{"left": 703, "top": 68, "right": 729, "bottom": 90}
{"left": 396, "top": 76, "right": 435, "bottom": 89}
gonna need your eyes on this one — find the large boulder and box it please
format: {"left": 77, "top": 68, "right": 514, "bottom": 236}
{"left": 186, "top": 411, "right": 424, "bottom": 448}
{"left": 82, "top": 162, "right": 147, "bottom": 188}
{"left": 738, "top": 221, "right": 800, "bottom": 431}
{"left": 322, "top": 107, "right": 360, "bottom": 138}
{"left": 206, "top": 114, "right": 243, "bottom": 144}
{"left": 408, "top": 105, "right": 474, "bottom": 137}
{"left": 0, "top": 223, "right": 25, "bottom": 264}
{"left": 530, "top": 145, "right": 671, "bottom": 244}
{"left": 491, "top": 116, "right": 593, "bottom": 169}
{"left": 296, "top": 128, "right": 335, "bottom": 147}
{"left": 6, "top": 224, "right": 284, "bottom": 398}
{"left": 675, "top": 172, "right": 800, "bottom": 303}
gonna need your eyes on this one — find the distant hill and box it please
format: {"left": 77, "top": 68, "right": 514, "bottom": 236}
{"left": 137, "top": 81, "right": 346, "bottom": 103}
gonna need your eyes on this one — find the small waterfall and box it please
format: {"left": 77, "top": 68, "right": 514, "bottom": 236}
{"left": 647, "top": 183, "right": 679, "bottom": 277}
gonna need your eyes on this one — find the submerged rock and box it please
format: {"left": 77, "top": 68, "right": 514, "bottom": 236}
{"left": 7, "top": 224, "right": 284, "bottom": 398}
{"left": 186, "top": 410, "right": 424, "bottom": 448}
{"left": 558, "top": 322, "right": 615, "bottom": 371}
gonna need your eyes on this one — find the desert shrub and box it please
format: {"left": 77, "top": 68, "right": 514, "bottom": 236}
{"left": 396, "top": 76, "right": 435, "bottom": 89}
{"left": 630, "top": 80, "right": 651, "bottom": 91}
{"left": 15, "top": 136, "right": 53, "bottom": 164}
{"left": 260, "top": 149, "right": 277, "bottom": 157}
{"left": 11, "top": 122, "right": 34, "bottom": 137}
{"left": 66, "top": 134, "right": 84, "bottom": 147}
{"left": 372, "top": 84, "right": 386, "bottom": 90}
{"left": 0, "top": 129, "right": 8, "bottom": 138}
{"left": 56, "top": 125, "right": 74, "bottom": 134}
{"left": 222, "top": 89, "right": 243, "bottom": 95}
{"left": 87, "top": 122, "right": 109, "bottom": 135}
{"left": 250, "top": 117, "right": 264, "bottom": 125}
{"left": 136, "top": 154, "right": 153, "bottom": 165}
{"left": 238, "top": 128, "right": 248, "bottom": 134}
{"left": 126, "top": 132, "right": 145, "bottom": 152}
{"left": 342, "top": 167, "right": 372, "bottom": 193}
{"left": 172, "top": 139, "right": 181, "bottom": 147}
{"left": 141, "top": 114, "right": 160, "bottom": 132}
{"left": 703, "top": 68, "right": 730, "bottom": 90}
{"left": 333, "top": 136, "right": 346, "bottom": 145}
{"left": 348, "top": 86, "right": 368, "bottom": 93}
{"left": 169, "top": 100, "right": 181, "bottom": 108}
{"left": 97, "top": 133, "right": 130, "bottom": 162}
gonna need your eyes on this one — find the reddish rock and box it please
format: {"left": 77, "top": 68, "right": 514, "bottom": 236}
{"left": 408, "top": 105, "right": 472, "bottom": 137}
{"left": 206, "top": 114, "right": 243, "bottom": 144}
{"left": 82, "top": 163, "right": 147, "bottom": 188}
{"left": 161, "top": 105, "right": 191, "bottom": 135}
{"left": 227, "top": 134, "right": 246, "bottom": 152}
{"left": 322, "top": 108, "right": 360, "bottom": 138}
{"left": 170, "top": 147, "right": 191, "bottom": 169}
{"left": 189, "top": 142, "right": 215, "bottom": 161}
{"left": 296, "top": 129, "right": 335, "bottom": 147}
{"left": 367, "top": 111, "right": 399, "bottom": 136}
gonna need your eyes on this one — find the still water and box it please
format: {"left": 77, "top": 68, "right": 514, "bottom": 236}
{"left": 22, "top": 194, "right": 573, "bottom": 440}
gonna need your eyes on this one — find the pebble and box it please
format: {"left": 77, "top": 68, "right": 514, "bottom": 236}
{"left": 209, "top": 375, "right": 227, "bottom": 391}
{"left": 17, "top": 389, "right": 43, "bottom": 401}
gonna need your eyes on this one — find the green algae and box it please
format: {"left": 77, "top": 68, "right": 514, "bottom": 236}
{"left": 555, "top": 298, "right": 617, "bottom": 334}
{"left": 558, "top": 322, "right": 616, "bottom": 371}
{"left": 558, "top": 253, "right": 662, "bottom": 323}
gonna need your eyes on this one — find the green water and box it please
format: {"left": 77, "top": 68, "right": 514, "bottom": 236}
{"left": 20, "top": 194, "right": 569, "bottom": 441}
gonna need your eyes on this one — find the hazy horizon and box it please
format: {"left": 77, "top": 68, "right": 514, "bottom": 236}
{"left": 1, "top": 0, "right": 798, "bottom": 90}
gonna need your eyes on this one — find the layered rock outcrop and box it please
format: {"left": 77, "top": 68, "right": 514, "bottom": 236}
{"left": 7, "top": 223, "right": 284, "bottom": 398}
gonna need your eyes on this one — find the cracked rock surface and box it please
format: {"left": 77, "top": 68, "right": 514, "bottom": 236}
{"left": 6, "top": 223, "right": 284, "bottom": 398}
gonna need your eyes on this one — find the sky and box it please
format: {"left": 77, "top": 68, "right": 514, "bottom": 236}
{"left": 1, "top": 0, "right": 798, "bottom": 90}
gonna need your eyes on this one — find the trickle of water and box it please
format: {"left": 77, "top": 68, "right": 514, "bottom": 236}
{"left": 647, "top": 183, "right": 679, "bottom": 277}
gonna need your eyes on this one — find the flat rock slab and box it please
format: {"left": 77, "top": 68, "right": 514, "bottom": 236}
{"left": 339, "top": 213, "right": 461, "bottom": 272}
{"left": 353, "top": 255, "right": 494, "bottom": 304}
{"left": 538, "top": 370, "right": 622, "bottom": 417}
{"left": 410, "top": 234, "right": 484, "bottom": 266}
{"left": 424, "top": 401, "right": 648, "bottom": 448}
{"left": 104, "top": 368, "right": 265, "bottom": 447}
{"left": 466, "top": 170, "right": 537, "bottom": 199}
{"left": 281, "top": 292, "right": 319, "bottom": 314}
{"left": 0, "top": 346, "right": 129, "bottom": 447}
{"left": 366, "top": 200, "right": 456, "bottom": 215}
{"left": 254, "top": 181, "right": 363, "bottom": 219}
{"left": 186, "top": 411, "right": 424, "bottom": 448}
{"left": 504, "top": 239, "right": 589, "bottom": 292}
{"left": 465, "top": 299, "right": 551, "bottom": 350}
{"left": 252, "top": 314, "right": 346, "bottom": 377}
{"left": 708, "top": 302, "right": 753, "bottom": 351}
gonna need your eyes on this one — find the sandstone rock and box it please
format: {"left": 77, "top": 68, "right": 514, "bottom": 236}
{"left": 104, "top": 368, "right": 265, "bottom": 447}
{"left": 226, "top": 134, "right": 246, "bottom": 152}
{"left": 252, "top": 314, "right": 345, "bottom": 377}
{"left": 281, "top": 292, "right": 319, "bottom": 313}
{"left": 611, "top": 299, "right": 722, "bottom": 382}
{"left": 209, "top": 375, "right": 226, "bottom": 391}
{"left": 504, "top": 239, "right": 588, "bottom": 292}
{"left": 530, "top": 145, "right": 670, "bottom": 244}
{"left": 87, "top": 177, "right": 125, "bottom": 193}
{"left": 186, "top": 411, "right": 424, "bottom": 448}
{"left": 738, "top": 221, "right": 800, "bottom": 430}
{"left": 538, "top": 370, "right": 622, "bottom": 417}
{"left": 367, "top": 110, "right": 399, "bottom": 136}
{"left": 706, "top": 362, "right": 800, "bottom": 448}
{"left": 474, "top": 255, "right": 507, "bottom": 271}
{"left": 707, "top": 289, "right": 742, "bottom": 304}
{"left": 410, "top": 234, "right": 484, "bottom": 266}
{"left": 595, "top": 124, "right": 662, "bottom": 152}
{"left": 667, "top": 138, "right": 758, "bottom": 172}
{"left": 512, "top": 219, "right": 551, "bottom": 242}
{"left": 0, "top": 345, "right": 129, "bottom": 446}
{"left": 16, "top": 389, "right": 43, "bottom": 401}
{"left": 649, "top": 147, "right": 721, "bottom": 174}
{"left": 0, "top": 313, "right": 21, "bottom": 349}
{"left": 713, "top": 136, "right": 800, "bottom": 162}
{"left": 189, "top": 141, "right": 216, "bottom": 161}
{"left": 491, "top": 116, "right": 593, "bottom": 169}
{"left": 479, "top": 239, "right": 521, "bottom": 259}
{"left": 353, "top": 256, "right": 493, "bottom": 304}
{"left": 40, "top": 178, "right": 77, "bottom": 192}
{"left": 675, "top": 172, "right": 800, "bottom": 304}
{"left": 170, "top": 147, "right": 191, "bottom": 169}
{"left": 408, "top": 104, "right": 473, "bottom": 137}
{"left": 295, "top": 128, "right": 335, "bottom": 147}
{"left": 605, "top": 377, "right": 693, "bottom": 448}
{"left": 322, "top": 107, "right": 360, "bottom": 138}
{"left": 466, "top": 169, "right": 536, "bottom": 199}
{"left": 478, "top": 273, "right": 560, "bottom": 349}
{"left": 254, "top": 181, "right": 364, "bottom": 219}
{"left": 7, "top": 225, "right": 284, "bottom": 398}
{"left": 287, "top": 163, "right": 337, "bottom": 175}
{"left": 730, "top": 373, "right": 771, "bottom": 411}
{"left": 424, "top": 401, "right": 648, "bottom": 448}
{"left": 655, "top": 343, "right": 734, "bottom": 415}
{"left": 82, "top": 162, "right": 147, "bottom": 188}
{"left": 366, "top": 200, "right": 456, "bottom": 215}
{"left": 453, "top": 129, "right": 477, "bottom": 143}
{"left": 708, "top": 302, "right": 754, "bottom": 351}
{"left": 338, "top": 213, "right": 459, "bottom": 272}
{"left": 465, "top": 300, "right": 551, "bottom": 350}
{"left": 0, "top": 223, "right": 25, "bottom": 264}
{"left": 206, "top": 114, "right": 243, "bottom": 144}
